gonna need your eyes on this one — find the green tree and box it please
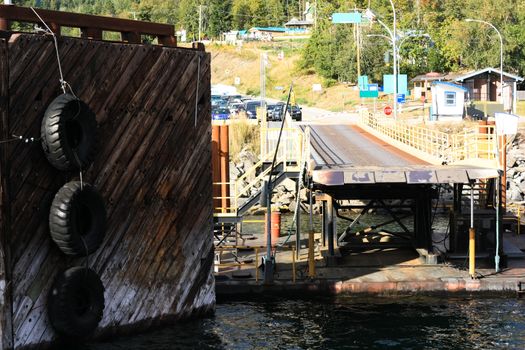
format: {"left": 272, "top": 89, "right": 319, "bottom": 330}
{"left": 208, "top": 0, "right": 232, "bottom": 38}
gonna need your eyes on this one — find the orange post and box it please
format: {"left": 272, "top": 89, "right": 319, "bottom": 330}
{"left": 469, "top": 227, "right": 476, "bottom": 278}
{"left": 265, "top": 211, "right": 281, "bottom": 247}
{"left": 212, "top": 125, "right": 220, "bottom": 213}
{"left": 219, "top": 125, "right": 230, "bottom": 213}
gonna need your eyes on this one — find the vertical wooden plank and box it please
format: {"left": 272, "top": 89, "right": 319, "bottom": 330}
{"left": 0, "top": 37, "right": 14, "bottom": 350}
{"left": 122, "top": 32, "right": 140, "bottom": 44}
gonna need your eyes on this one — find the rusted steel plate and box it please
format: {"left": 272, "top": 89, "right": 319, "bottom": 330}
{"left": 467, "top": 168, "right": 500, "bottom": 181}
{"left": 374, "top": 170, "right": 407, "bottom": 183}
{"left": 312, "top": 166, "right": 499, "bottom": 186}
{"left": 344, "top": 171, "right": 375, "bottom": 184}
{"left": 435, "top": 169, "right": 469, "bottom": 184}
{"left": 312, "top": 170, "right": 344, "bottom": 186}
{"left": 406, "top": 170, "right": 439, "bottom": 184}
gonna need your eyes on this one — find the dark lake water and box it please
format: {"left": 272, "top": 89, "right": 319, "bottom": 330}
{"left": 82, "top": 296, "right": 525, "bottom": 350}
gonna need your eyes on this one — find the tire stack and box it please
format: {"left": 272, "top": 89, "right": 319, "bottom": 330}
{"left": 41, "top": 94, "right": 106, "bottom": 339}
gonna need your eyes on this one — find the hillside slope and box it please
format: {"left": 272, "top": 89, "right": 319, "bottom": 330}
{"left": 209, "top": 42, "right": 360, "bottom": 112}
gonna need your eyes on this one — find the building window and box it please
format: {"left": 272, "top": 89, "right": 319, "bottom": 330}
{"left": 445, "top": 91, "right": 456, "bottom": 106}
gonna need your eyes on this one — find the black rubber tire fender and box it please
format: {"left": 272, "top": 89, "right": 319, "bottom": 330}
{"left": 41, "top": 93, "right": 97, "bottom": 171}
{"left": 48, "top": 267, "right": 105, "bottom": 338}
{"left": 49, "top": 181, "right": 106, "bottom": 257}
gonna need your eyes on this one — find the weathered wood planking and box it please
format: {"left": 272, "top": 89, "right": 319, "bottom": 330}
{"left": 0, "top": 38, "right": 14, "bottom": 350}
{"left": 0, "top": 34, "right": 213, "bottom": 349}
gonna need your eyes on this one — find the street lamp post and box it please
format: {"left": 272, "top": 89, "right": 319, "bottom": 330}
{"left": 465, "top": 19, "right": 504, "bottom": 103}
{"left": 365, "top": 2, "right": 397, "bottom": 119}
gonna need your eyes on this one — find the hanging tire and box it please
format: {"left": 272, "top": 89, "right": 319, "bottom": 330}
{"left": 41, "top": 93, "right": 97, "bottom": 171}
{"left": 48, "top": 267, "right": 105, "bottom": 338}
{"left": 49, "top": 181, "right": 106, "bottom": 257}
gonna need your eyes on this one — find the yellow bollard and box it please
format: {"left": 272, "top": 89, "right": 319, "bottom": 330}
{"left": 518, "top": 206, "right": 521, "bottom": 236}
{"left": 255, "top": 247, "right": 259, "bottom": 283}
{"left": 308, "top": 230, "right": 316, "bottom": 278}
{"left": 469, "top": 228, "right": 476, "bottom": 279}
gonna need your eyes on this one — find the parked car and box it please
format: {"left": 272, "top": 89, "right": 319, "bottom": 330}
{"left": 211, "top": 95, "right": 222, "bottom": 107}
{"left": 212, "top": 107, "right": 230, "bottom": 120}
{"left": 266, "top": 104, "right": 279, "bottom": 121}
{"left": 229, "top": 102, "right": 245, "bottom": 115}
{"left": 227, "top": 95, "right": 243, "bottom": 104}
{"left": 244, "top": 100, "right": 264, "bottom": 119}
{"left": 272, "top": 103, "right": 302, "bottom": 122}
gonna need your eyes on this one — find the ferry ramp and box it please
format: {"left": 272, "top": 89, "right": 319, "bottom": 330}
{"left": 298, "top": 118, "right": 500, "bottom": 266}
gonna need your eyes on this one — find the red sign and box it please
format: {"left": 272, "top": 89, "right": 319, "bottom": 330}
{"left": 384, "top": 106, "right": 393, "bottom": 115}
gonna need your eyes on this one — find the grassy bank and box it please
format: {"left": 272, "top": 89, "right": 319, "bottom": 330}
{"left": 209, "top": 42, "right": 360, "bottom": 112}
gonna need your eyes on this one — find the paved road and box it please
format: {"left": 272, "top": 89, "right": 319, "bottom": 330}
{"left": 306, "top": 124, "right": 424, "bottom": 168}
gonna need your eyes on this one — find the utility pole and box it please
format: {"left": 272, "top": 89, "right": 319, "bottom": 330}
{"left": 198, "top": 5, "right": 203, "bottom": 42}
{"left": 356, "top": 23, "right": 361, "bottom": 81}
{"left": 314, "top": 0, "right": 317, "bottom": 29}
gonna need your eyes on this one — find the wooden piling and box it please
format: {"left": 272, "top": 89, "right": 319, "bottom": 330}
{"left": 0, "top": 32, "right": 213, "bottom": 349}
{"left": 219, "top": 125, "right": 230, "bottom": 213}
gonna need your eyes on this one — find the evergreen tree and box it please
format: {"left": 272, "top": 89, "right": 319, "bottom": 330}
{"left": 208, "top": 0, "right": 232, "bottom": 38}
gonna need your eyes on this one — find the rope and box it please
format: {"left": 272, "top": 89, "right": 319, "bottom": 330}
{"left": 80, "top": 235, "right": 90, "bottom": 269}
{"left": 280, "top": 126, "right": 309, "bottom": 247}
{"left": 0, "top": 134, "right": 40, "bottom": 144}
{"left": 30, "top": 7, "right": 68, "bottom": 95}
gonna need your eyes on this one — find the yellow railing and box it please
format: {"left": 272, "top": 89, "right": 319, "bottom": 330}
{"left": 214, "top": 245, "right": 299, "bottom": 283}
{"left": 359, "top": 112, "right": 498, "bottom": 165}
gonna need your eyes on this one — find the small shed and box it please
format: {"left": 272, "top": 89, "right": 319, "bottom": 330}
{"left": 248, "top": 27, "right": 286, "bottom": 40}
{"left": 411, "top": 72, "right": 446, "bottom": 101}
{"left": 453, "top": 68, "right": 524, "bottom": 114}
{"left": 284, "top": 17, "right": 313, "bottom": 30}
{"left": 431, "top": 82, "right": 468, "bottom": 121}
{"left": 223, "top": 30, "right": 239, "bottom": 44}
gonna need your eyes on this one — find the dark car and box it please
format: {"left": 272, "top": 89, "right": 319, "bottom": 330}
{"left": 244, "top": 100, "right": 263, "bottom": 119}
{"left": 212, "top": 107, "right": 230, "bottom": 120}
{"left": 272, "top": 103, "right": 302, "bottom": 122}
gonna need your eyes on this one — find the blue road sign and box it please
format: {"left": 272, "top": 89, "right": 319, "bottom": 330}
{"left": 397, "top": 93, "right": 406, "bottom": 104}
{"left": 368, "top": 84, "right": 379, "bottom": 92}
{"left": 358, "top": 75, "right": 368, "bottom": 90}
{"left": 383, "top": 74, "right": 408, "bottom": 95}
{"left": 332, "top": 12, "right": 362, "bottom": 24}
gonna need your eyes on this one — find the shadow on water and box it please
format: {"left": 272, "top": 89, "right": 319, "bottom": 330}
{"left": 79, "top": 295, "right": 525, "bottom": 350}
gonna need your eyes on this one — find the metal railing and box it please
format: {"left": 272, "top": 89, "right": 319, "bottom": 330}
{"left": 359, "top": 112, "right": 498, "bottom": 165}
{"left": 213, "top": 123, "right": 308, "bottom": 216}
{"left": 214, "top": 245, "right": 299, "bottom": 283}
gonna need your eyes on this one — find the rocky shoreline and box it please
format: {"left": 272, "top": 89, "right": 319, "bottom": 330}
{"left": 507, "top": 130, "right": 525, "bottom": 204}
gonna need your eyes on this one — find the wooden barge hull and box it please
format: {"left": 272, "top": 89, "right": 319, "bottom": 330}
{"left": 0, "top": 30, "right": 213, "bottom": 349}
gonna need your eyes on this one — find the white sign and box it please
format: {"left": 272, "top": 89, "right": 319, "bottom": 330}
{"left": 312, "top": 84, "right": 322, "bottom": 92}
{"left": 495, "top": 112, "right": 519, "bottom": 135}
{"left": 503, "top": 84, "right": 513, "bottom": 112}
{"left": 234, "top": 77, "right": 241, "bottom": 85}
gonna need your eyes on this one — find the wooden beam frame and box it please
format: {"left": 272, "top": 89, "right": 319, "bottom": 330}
{"left": 0, "top": 4, "right": 176, "bottom": 47}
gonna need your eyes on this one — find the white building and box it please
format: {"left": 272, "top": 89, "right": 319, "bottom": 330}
{"left": 431, "top": 82, "right": 468, "bottom": 121}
